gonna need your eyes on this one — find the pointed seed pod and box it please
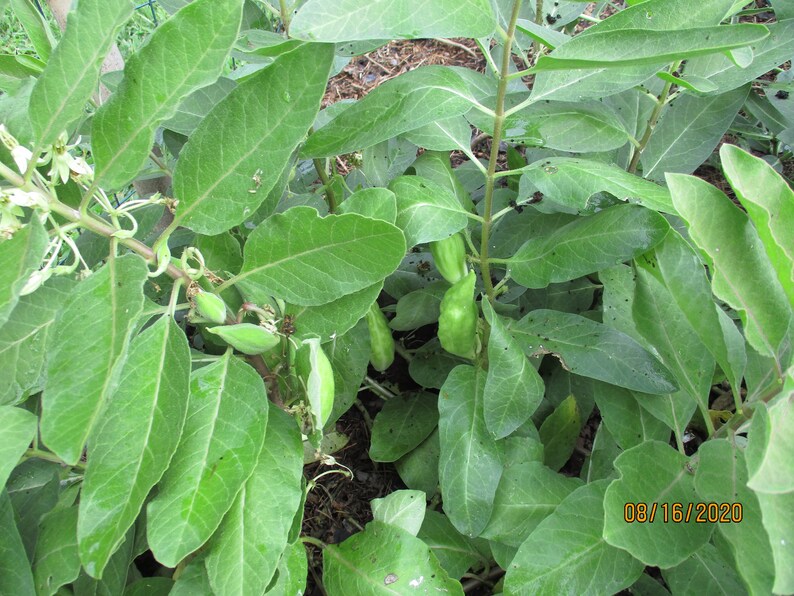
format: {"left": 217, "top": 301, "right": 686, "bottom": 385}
{"left": 295, "top": 338, "right": 335, "bottom": 428}
{"left": 365, "top": 302, "right": 395, "bottom": 372}
{"left": 437, "top": 270, "right": 477, "bottom": 359}
{"left": 194, "top": 291, "right": 228, "bottom": 324}
{"left": 207, "top": 323, "right": 279, "bottom": 355}
{"left": 430, "top": 233, "right": 468, "bottom": 284}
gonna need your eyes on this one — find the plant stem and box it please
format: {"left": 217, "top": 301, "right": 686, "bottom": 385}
{"left": 278, "top": 0, "right": 291, "bottom": 35}
{"left": 313, "top": 158, "right": 337, "bottom": 213}
{"left": 479, "top": 0, "right": 523, "bottom": 303}
{"left": 627, "top": 61, "right": 680, "bottom": 174}
{"left": 22, "top": 448, "right": 83, "bottom": 470}
{"left": 300, "top": 535, "right": 326, "bottom": 549}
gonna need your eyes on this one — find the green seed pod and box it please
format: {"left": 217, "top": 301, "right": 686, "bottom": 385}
{"left": 207, "top": 323, "right": 279, "bottom": 355}
{"left": 295, "top": 338, "right": 335, "bottom": 428}
{"left": 194, "top": 291, "right": 228, "bottom": 325}
{"left": 365, "top": 302, "right": 395, "bottom": 372}
{"left": 437, "top": 270, "right": 477, "bottom": 359}
{"left": 430, "top": 233, "right": 468, "bottom": 284}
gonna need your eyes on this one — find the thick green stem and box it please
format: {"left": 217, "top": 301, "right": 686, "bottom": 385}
{"left": 627, "top": 61, "right": 681, "bottom": 174}
{"left": 479, "top": 0, "right": 523, "bottom": 303}
{"left": 313, "top": 158, "right": 337, "bottom": 213}
{"left": 279, "top": 0, "right": 291, "bottom": 35}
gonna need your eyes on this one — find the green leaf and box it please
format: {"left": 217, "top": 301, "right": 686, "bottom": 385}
{"left": 661, "top": 543, "right": 744, "bottom": 595}
{"left": 438, "top": 365, "right": 504, "bottom": 537}
{"left": 369, "top": 392, "right": 438, "bottom": 462}
{"left": 472, "top": 100, "right": 629, "bottom": 153}
{"left": 509, "top": 309, "right": 678, "bottom": 393}
{"left": 326, "top": 319, "right": 371, "bottom": 425}
{"left": 266, "top": 540, "right": 307, "bottom": 595}
{"left": 388, "top": 176, "right": 469, "bottom": 248}
{"left": 147, "top": 353, "right": 269, "bottom": 567}
{"left": 482, "top": 301, "right": 544, "bottom": 439}
{"left": 538, "top": 395, "right": 580, "bottom": 471}
{"left": 322, "top": 521, "right": 463, "bottom": 595}
{"left": 371, "top": 490, "right": 426, "bottom": 536}
{"left": 286, "top": 283, "right": 383, "bottom": 343}
{"left": 508, "top": 204, "right": 670, "bottom": 289}
{"left": 0, "top": 406, "right": 36, "bottom": 488}
{"left": 518, "top": 158, "right": 675, "bottom": 214}
{"left": 0, "top": 490, "right": 34, "bottom": 594}
{"left": 78, "top": 316, "right": 191, "bottom": 578}
{"left": 301, "top": 66, "right": 474, "bottom": 158}
{"left": 720, "top": 144, "right": 794, "bottom": 309}
{"left": 395, "top": 429, "right": 440, "bottom": 497}
{"left": 389, "top": 282, "right": 447, "bottom": 331}
{"left": 125, "top": 577, "right": 174, "bottom": 595}
{"left": 649, "top": 230, "right": 746, "bottom": 395}
{"left": 10, "top": 0, "right": 55, "bottom": 62}
{"left": 667, "top": 173, "right": 791, "bottom": 358}
{"left": 693, "top": 439, "right": 774, "bottom": 594}
{"left": 172, "top": 43, "right": 335, "bottom": 235}
{"left": 29, "top": 0, "right": 134, "bottom": 145}
{"left": 751, "top": 487, "right": 794, "bottom": 593}
{"left": 238, "top": 207, "right": 405, "bottom": 306}
{"left": 205, "top": 405, "right": 303, "bottom": 596}
{"left": 0, "top": 277, "right": 74, "bottom": 405}
{"left": 6, "top": 460, "right": 59, "bottom": 560}
{"left": 592, "top": 382, "right": 670, "bottom": 451}
{"left": 532, "top": 25, "right": 768, "bottom": 71}
{"left": 505, "top": 480, "right": 643, "bottom": 595}
{"left": 337, "top": 188, "right": 397, "bottom": 223}
{"left": 685, "top": 20, "right": 794, "bottom": 93}
{"left": 72, "top": 527, "right": 135, "bottom": 596}
{"left": 418, "top": 510, "right": 485, "bottom": 580}
{"left": 632, "top": 266, "right": 715, "bottom": 430}
{"left": 163, "top": 77, "right": 236, "bottom": 136}
{"left": 603, "top": 441, "right": 713, "bottom": 568}
{"left": 640, "top": 86, "right": 749, "bottom": 181}
{"left": 33, "top": 506, "right": 80, "bottom": 596}
{"left": 0, "top": 217, "right": 48, "bottom": 329}
{"left": 41, "top": 254, "right": 148, "bottom": 465}
{"left": 480, "top": 461, "right": 582, "bottom": 547}
{"left": 401, "top": 116, "right": 472, "bottom": 152}
{"left": 92, "top": 0, "right": 243, "bottom": 189}
{"left": 291, "top": 0, "right": 495, "bottom": 42}
{"left": 746, "top": 374, "right": 794, "bottom": 495}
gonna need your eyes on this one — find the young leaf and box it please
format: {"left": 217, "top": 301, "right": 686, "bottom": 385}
{"left": 480, "top": 462, "right": 583, "bottom": 547}
{"left": 29, "top": 0, "right": 134, "bottom": 145}
{"left": 538, "top": 395, "right": 581, "bottom": 471}
{"left": 418, "top": 510, "right": 485, "bottom": 580}
{"left": 531, "top": 25, "right": 769, "bottom": 71}
{"left": 640, "top": 86, "right": 749, "bottom": 181}
{"left": 238, "top": 207, "right": 405, "bottom": 306}
{"left": 509, "top": 310, "right": 678, "bottom": 394}
{"left": 591, "top": 382, "right": 670, "bottom": 451}
{"left": 0, "top": 217, "right": 48, "bottom": 329}
{"left": 33, "top": 506, "right": 80, "bottom": 596}
{"left": 694, "top": 439, "right": 774, "bottom": 594}
{"left": 205, "top": 405, "right": 304, "bottom": 596}
{"left": 388, "top": 175, "right": 469, "bottom": 248}
{"left": 291, "top": 0, "right": 495, "bottom": 42}
{"left": 322, "top": 521, "right": 463, "bottom": 595}
{"left": 371, "top": 490, "right": 426, "bottom": 537}
{"left": 92, "top": 0, "right": 243, "bottom": 189}
{"left": 508, "top": 204, "right": 669, "bottom": 289}
{"left": 78, "top": 316, "right": 191, "bottom": 578}
{"left": 147, "top": 353, "right": 269, "bottom": 567}
{"left": 266, "top": 540, "right": 308, "bottom": 595}
{"left": 301, "top": 66, "right": 474, "bottom": 158}
{"left": 482, "top": 300, "right": 544, "bottom": 439}
{"left": 0, "top": 277, "right": 74, "bottom": 405}
{"left": 0, "top": 491, "right": 34, "bottom": 594}
{"left": 667, "top": 173, "right": 791, "bottom": 358}
{"left": 10, "top": 0, "right": 55, "bottom": 62}
{"left": 171, "top": 43, "right": 334, "bottom": 235}
{"left": 0, "top": 406, "right": 36, "bottom": 487}
{"left": 720, "top": 144, "right": 794, "bottom": 309}
{"left": 326, "top": 319, "right": 371, "bottom": 425}
{"left": 336, "top": 187, "right": 398, "bottom": 223}
{"left": 395, "top": 429, "right": 441, "bottom": 497}
{"left": 661, "top": 544, "right": 745, "bottom": 595}
{"left": 438, "top": 365, "right": 504, "bottom": 537}
{"left": 518, "top": 157, "right": 675, "bottom": 214}
{"left": 369, "top": 391, "right": 438, "bottom": 462}
{"left": 6, "top": 460, "right": 60, "bottom": 560}
{"left": 603, "top": 441, "right": 713, "bottom": 568}
{"left": 505, "top": 480, "right": 644, "bottom": 595}
{"left": 41, "top": 254, "right": 148, "bottom": 465}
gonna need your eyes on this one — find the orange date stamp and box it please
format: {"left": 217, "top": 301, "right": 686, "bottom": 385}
{"left": 623, "top": 502, "right": 743, "bottom": 523}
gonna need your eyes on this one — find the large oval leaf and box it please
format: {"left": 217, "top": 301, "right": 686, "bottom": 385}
{"left": 509, "top": 309, "right": 678, "bottom": 394}
{"left": 237, "top": 207, "right": 405, "bottom": 306}
{"left": 507, "top": 204, "right": 669, "bottom": 289}
{"left": 41, "top": 254, "right": 148, "bottom": 465}
{"left": 146, "top": 353, "right": 268, "bottom": 567}
{"left": 172, "top": 43, "right": 335, "bottom": 235}
{"left": 92, "top": 0, "right": 243, "bottom": 189}
{"left": 291, "top": 0, "right": 495, "bottom": 42}
{"left": 29, "top": 0, "right": 133, "bottom": 145}
{"left": 0, "top": 217, "right": 48, "bottom": 329}
{"left": 667, "top": 173, "right": 791, "bottom": 358}
{"left": 0, "top": 491, "right": 34, "bottom": 594}
{"left": 301, "top": 66, "right": 474, "bottom": 158}
{"left": 0, "top": 406, "right": 37, "bottom": 488}
{"left": 78, "top": 316, "right": 191, "bottom": 578}
{"left": 438, "top": 365, "right": 503, "bottom": 538}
